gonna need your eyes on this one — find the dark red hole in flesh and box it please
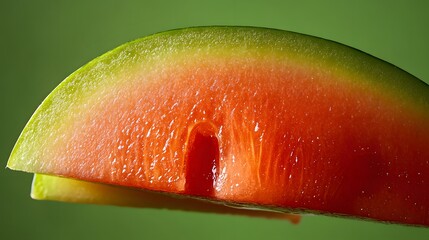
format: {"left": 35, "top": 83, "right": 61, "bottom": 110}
{"left": 185, "top": 127, "right": 219, "bottom": 197}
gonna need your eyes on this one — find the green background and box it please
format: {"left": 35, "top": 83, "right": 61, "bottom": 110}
{"left": 1, "top": 0, "right": 428, "bottom": 239}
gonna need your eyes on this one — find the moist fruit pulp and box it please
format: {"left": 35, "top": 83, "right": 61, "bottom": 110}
{"left": 29, "top": 56, "right": 429, "bottom": 224}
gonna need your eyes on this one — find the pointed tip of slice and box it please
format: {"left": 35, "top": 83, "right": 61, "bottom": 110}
{"left": 31, "top": 174, "right": 46, "bottom": 200}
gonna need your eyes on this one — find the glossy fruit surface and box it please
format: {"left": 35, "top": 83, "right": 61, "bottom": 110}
{"left": 7, "top": 27, "right": 429, "bottom": 226}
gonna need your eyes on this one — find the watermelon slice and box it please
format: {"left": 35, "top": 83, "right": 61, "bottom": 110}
{"left": 31, "top": 173, "right": 300, "bottom": 222}
{"left": 7, "top": 27, "right": 429, "bottom": 226}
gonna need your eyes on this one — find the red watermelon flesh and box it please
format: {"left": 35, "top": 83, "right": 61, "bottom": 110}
{"left": 7, "top": 27, "right": 429, "bottom": 226}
